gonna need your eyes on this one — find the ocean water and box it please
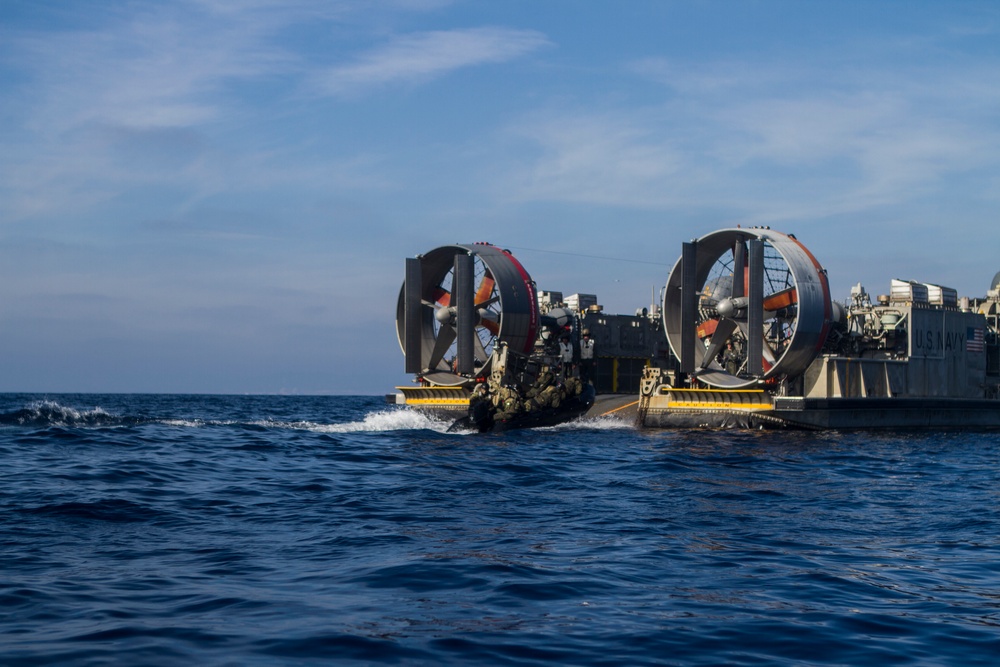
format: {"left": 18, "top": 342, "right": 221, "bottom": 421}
{"left": 2, "top": 393, "right": 999, "bottom": 666}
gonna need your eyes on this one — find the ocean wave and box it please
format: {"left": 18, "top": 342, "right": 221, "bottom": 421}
{"left": 305, "top": 408, "right": 463, "bottom": 434}
{"left": 3, "top": 394, "right": 1000, "bottom": 667}
{"left": 160, "top": 418, "right": 207, "bottom": 428}
{"left": 1, "top": 399, "right": 622, "bottom": 436}
{"left": 22, "top": 498, "right": 164, "bottom": 523}
{"left": 530, "top": 413, "right": 636, "bottom": 432}
{"left": 571, "top": 413, "right": 636, "bottom": 430}
{"left": 0, "top": 401, "right": 137, "bottom": 428}
{"left": 282, "top": 409, "right": 630, "bottom": 436}
{"left": 154, "top": 410, "right": 466, "bottom": 434}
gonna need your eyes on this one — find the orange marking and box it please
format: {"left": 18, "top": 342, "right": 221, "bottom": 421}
{"left": 763, "top": 287, "right": 796, "bottom": 311}
{"left": 697, "top": 319, "right": 718, "bottom": 339}
{"left": 601, "top": 400, "right": 639, "bottom": 416}
{"left": 432, "top": 288, "right": 450, "bottom": 306}
{"left": 474, "top": 274, "right": 495, "bottom": 306}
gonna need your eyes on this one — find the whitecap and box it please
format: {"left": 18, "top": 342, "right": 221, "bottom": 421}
{"left": 8, "top": 401, "right": 119, "bottom": 427}
{"left": 299, "top": 408, "right": 460, "bottom": 434}
{"left": 160, "top": 419, "right": 206, "bottom": 428}
{"left": 533, "top": 413, "right": 636, "bottom": 432}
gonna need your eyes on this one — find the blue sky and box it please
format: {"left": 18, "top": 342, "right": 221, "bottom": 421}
{"left": 2, "top": 0, "right": 998, "bottom": 394}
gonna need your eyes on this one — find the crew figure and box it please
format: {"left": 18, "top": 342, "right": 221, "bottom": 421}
{"left": 723, "top": 341, "right": 739, "bottom": 375}
{"left": 493, "top": 384, "right": 524, "bottom": 422}
{"left": 563, "top": 375, "right": 583, "bottom": 397}
{"left": 537, "top": 381, "right": 563, "bottom": 409}
{"left": 471, "top": 382, "right": 489, "bottom": 403}
{"left": 558, "top": 336, "right": 574, "bottom": 377}
{"left": 580, "top": 330, "right": 595, "bottom": 382}
{"left": 526, "top": 365, "right": 560, "bottom": 411}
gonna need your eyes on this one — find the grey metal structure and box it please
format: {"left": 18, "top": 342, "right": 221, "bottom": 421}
{"left": 395, "top": 243, "right": 538, "bottom": 387}
{"left": 642, "top": 227, "right": 1000, "bottom": 429}
{"left": 663, "top": 228, "right": 830, "bottom": 389}
{"left": 389, "top": 243, "right": 671, "bottom": 424}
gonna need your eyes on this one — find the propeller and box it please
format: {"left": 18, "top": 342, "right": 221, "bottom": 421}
{"left": 397, "top": 243, "right": 539, "bottom": 386}
{"left": 694, "top": 236, "right": 765, "bottom": 380}
{"left": 423, "top": 257, "right": 498, "bottom": 374}
{"left": 664, "top": 228, "right": 828, "bottom": 389}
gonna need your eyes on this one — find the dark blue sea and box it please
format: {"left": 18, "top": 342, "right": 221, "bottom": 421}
{"left": 2, "top": 393, "right": 999, "bottom": 666}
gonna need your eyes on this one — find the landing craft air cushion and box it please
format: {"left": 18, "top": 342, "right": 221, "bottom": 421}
{"left": 388, "top": 243, "right": 608, "bottom": 431}
{"left": 388, "top": 231, "right": 1000, "bottom": 431}
{"left": 638, "top": 227, "right": 1000, "bottom": 429}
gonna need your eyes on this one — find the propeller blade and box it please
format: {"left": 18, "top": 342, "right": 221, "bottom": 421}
{"left": 427, "top": 323, "right": 456, "bottom": 372}
{"left": 474, "top": 334, "right": 489, "bottom": 363}
{"left": 762, "top": 345, "right": 776, "bottom": 370}
{"left": 736, "top": 320, "right": 779, "bottom": 367}
{"left": 474, "top": 306, "right": 500, "bottom": 339}
{"left": 404, "top": 257, "right": 423, "bottom": 374}
{"left": 474, "top": 273, "right": 495, "bottom": 307}
{"left": 432, "top": 287, "right": 451, "bottom": 306}
{"left": 763, "top": 286, "right": 797, "bottom": 312}
{"left": 680, "top": 241, "right": 698, "bottom": 374}
{"left": 454, "top": 253, "right": 475, "bottom": 375}
{"left": 733, "top": 239, "right": 746, "bottom": 299}
{"left": 696, "top": 318, "right": 719, "bottom": 340}
{"left": 699, "top": 318, "right": 737, "bottom": 371}
{"left": 746, "top": 238, "right": 764, "bottom": 377}
{"left": 476, "top": 295, "right": 500, "bottom": 309}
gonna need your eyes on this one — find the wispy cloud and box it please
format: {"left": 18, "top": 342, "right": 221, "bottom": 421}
{"left": 0, "top": 3, "right": 549, "bottom": 223}
{"left": 312, "top": 27, "right": 550, "bottom": 96}
{"left": 502, "top": 112, "right": 687, "bottom": 210}
{"left": 7, "top": 6, "right": 296, "bottom": 133}
{"left": 498, "top": 56, "right": 1000, "bottom": 225}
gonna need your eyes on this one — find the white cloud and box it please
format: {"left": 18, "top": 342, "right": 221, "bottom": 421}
{"left": 0, "top": 6, "right": 550, "bottom": 223}
{"left": 503, "top": 112, "right": 686, "bottom": 209}
{"left": 10, "top": 10, "right": 294, "bottom": 133}
{"left": 497, "top": 57, "right": 1000, "bottom": 225}
{"left": 313, "top": 27, "right": 550, "bottom": 96}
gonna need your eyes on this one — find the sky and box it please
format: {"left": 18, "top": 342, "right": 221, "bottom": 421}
{"left": 1, "top": 0, "right": 998, "bottom": 394}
